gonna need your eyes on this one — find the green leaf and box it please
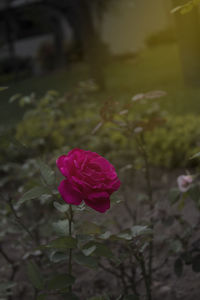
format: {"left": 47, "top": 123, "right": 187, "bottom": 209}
{"left": 53, "top": 201, "right": 69, "bottom": 213}
{"left": 74, "top": 253, "right": 98, "bottom": 269}
{"left": 169, "top": 188, "right": 180, "bottom": 205}
{"left": 80, "top": 221, "right": 102, "bottom": 235}
{"left": 93, "top": 244, "right": 113, "bottom": 259}
{"left": 174, "top": 258, "right": 183, "bottom": 277}
{"left": 82, "top": 245, "right": 96, "bottom": 256}
{"left": 27, "top": 261, "right": 45, "bottom": 290}
{"left": 0, "top": 87, "right": 8, "bottom": 91}
{"left": 38, "top": 160, "right": 55, "bottom": 186}
{"left": 99, "top": 231, "right": 111, "bottom": 240}
{"left": 47, "top": 274, "right": 75, "bottom": 290}
{"left": 190, "top": 152, "right": 200, "bottom": 159}
{"left": 19, "top": 186, "right": 48, "bottom": 205}
{"left": 180, "top": 3, "right": 193, "bottom": 14}
{"left": 48, "top": 237, "right": 77, "bottom": 250}
{"left": 171, "top": 5, "right": 183, "bottom": 13}
{"left": 131, "top": 225, "right": 152, "bottom": 237}
{"left": 117, "top": 232, "right": 132, "bottom": 240}
{"left": 192, "top": 255, "right": 200, "bottom": 273}
{"left": 9, "top": 93, "right": 22, "bottom": 103}
{"left": 52, "top": 220, "right": 69, "bottom": 236}
{"left": 49, "top": 251, "right": 68, "bottom": 263}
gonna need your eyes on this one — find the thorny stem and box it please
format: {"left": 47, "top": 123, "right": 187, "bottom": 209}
{"left": 132, "top": 246, "right": 150, "bottom": 300}
{"left": 136, "top": 134, "right": 154, "bottom": 300}
{"left": 68, "top": 204, "right": 73, "bottom": 293}
{"left": 139, "top": 253, "right": 152, "bottom": 300}
{"left": 119, "top": 263, "right": 129, "bottom": 295}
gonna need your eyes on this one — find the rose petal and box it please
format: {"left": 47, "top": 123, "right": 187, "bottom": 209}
{"left": 85, "top": 198, "right": 110, "bottom": 213}
{"left": 56, "top": 155, "right": 71, "bottom": 177}
{"left": 57, "top": 149, "right": 120, "bottom": 213}
{"left": 111, "top": 178, "right": 121, "bottom": 192}
{"left": 58, "top": 180, "right": 83, "bottom": 205}
{"left": 85, "top": 192, "right": 110, "bottom": 213}
{"left": 177, "top": 175, "right": 193, "bottom": 192}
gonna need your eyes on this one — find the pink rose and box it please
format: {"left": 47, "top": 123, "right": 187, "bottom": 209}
{"left": 177, "top": 175, "right": 193, "bottom": 192}
{"left": 57, "top": 149, "right": 121, "bottom": 213}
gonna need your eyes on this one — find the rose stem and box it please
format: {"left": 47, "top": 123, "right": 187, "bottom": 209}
{"left": 68, "top": 204, "right": 73, "bottom": 293}
{"left": 140, "top": 134, "right": 153, "bottom": 300}
{"left": 135, "top": 134, "right": 154, "bottom": 300}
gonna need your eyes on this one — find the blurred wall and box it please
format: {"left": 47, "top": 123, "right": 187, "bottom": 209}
{"left": 101, "top": 0, "right": 172, "bottom": 54}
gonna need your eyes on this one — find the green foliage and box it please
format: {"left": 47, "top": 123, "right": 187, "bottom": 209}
{"left": 46, "top": 274, "right": 75, "bottom": 290}
{"left": 27, "top": 261, "right": 45, "bottom": 290}
{"left": 52, "top": 220, "right": 69, "bottom": 236}
{"left": 14, "top": 88, "right": 200, "bottom": 170}
{"left": 145, "top": 115, "right": 200, "bottom": 168}
{"left": 3, "top": 79, "right": 200, "bottom": 299}
{"left": 47, "top": 237, "right": 77, "bottom": 250}
{"left": 15, "top": 90, "right": 98, "bottom": 152}
{"left": 53, "top": 201, "right": 69, "bottom": 213}
{"left": 18, "top": 186, "right": 49, "bottom": 206}
{"left": 74, "top": 252, "right": 98, "bottom": 269}
{"left": 171, "top": 0, "right": 200, "bottom": 14}
{"left": 38, "top": 160, "right": 55, "bottom": 186}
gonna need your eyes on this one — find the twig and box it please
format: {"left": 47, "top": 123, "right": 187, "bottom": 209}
{"left": 8, "top": 198, "right": 35, "bottom": 241}
{"left": 0, "top": 244, "right": 14, "bottom": 265}
{"left": 68, "top": 204, "right": 73, "bottom": 293}
{"left": 99, "top": 262, "right": 121, "bottom": 279}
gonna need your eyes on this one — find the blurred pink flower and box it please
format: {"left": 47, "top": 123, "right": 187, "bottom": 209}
{"left": 177, "top": 175, "right": 193, "bottom": 192}
{"left": 57, "top": 149, "right": 120, "bottom": 213}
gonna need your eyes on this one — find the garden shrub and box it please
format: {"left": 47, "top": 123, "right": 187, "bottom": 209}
{"left": 15, "top": 90, "right": 100, "bottom": 152}
{"left": 145, "top": 115, "right": 200, "bottom": 168}
{"left": 3, "top": 86, "right": 200, "bottom": 299}
{"left": 93, "top": 113, "right": 200, "bottom": 169}
{"left": 14, "top": 91, "right": 200, "bottom": 169}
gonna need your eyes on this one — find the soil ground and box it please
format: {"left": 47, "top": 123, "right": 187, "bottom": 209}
{"left": 1, "top": 168, "right": 200, "bottom": 300}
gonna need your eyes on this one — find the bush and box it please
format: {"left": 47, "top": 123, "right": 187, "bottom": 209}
{"left": 13, "top": 89, "right": 200, "bottom": 169}
{"left": 145, "top": 115, "right": 200, "bottom": 168}
{"left": 15, "top": 90, "right": 100, "bottom": 153}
